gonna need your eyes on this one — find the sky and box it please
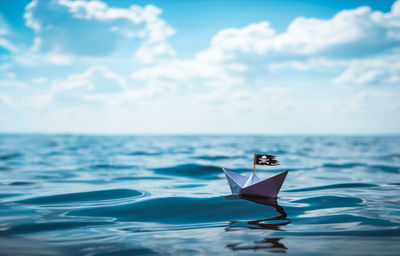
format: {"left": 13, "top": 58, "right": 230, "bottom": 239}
{"left": 0, "top": 0, "right": 399, "bottom": 134}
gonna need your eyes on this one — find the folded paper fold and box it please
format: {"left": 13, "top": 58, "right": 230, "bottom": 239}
{"left": 222, "top": 168, "right": 288, "bottom": 198}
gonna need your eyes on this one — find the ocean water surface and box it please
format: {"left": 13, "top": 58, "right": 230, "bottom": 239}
{"left": 0, "top": 135, "right": 399, "bottom": 255}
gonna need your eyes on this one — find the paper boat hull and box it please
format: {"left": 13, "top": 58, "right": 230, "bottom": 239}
{"left": 223, "top": 168, "right": 288, "bottom": 198}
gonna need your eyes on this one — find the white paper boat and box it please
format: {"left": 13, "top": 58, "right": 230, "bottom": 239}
{"left": 222, "top": 168, "right": 288, "bottom": 198}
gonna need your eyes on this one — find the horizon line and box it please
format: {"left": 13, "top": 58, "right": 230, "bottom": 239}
{"left": 1, "top": 131, "right": 399, "bottom": 137}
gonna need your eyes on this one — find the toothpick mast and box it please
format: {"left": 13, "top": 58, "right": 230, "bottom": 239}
{"left": 253, "top": 152, "right": 256, "bottom": 174}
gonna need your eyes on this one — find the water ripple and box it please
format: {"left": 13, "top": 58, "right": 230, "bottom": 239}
{"left": 0, "top": 135, "right": 399, "bottom": 255}
{"left": 18, "top": 189, "right": 143, "bottom": 205}
{"left": 285, "top": 183, "right": 378, "bottom": 192}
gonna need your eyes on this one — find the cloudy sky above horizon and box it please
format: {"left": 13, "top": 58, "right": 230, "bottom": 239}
{"left": 0, "top": 0, "right": 399, "bottom": 134}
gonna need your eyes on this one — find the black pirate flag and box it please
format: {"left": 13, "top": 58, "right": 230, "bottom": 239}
{"left": 254, "top": 154, "right": 280, "bottom": 166}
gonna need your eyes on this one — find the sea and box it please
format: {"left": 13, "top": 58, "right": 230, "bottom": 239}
{"left": 0, "top": 134, "right": 399, "bottom": 255}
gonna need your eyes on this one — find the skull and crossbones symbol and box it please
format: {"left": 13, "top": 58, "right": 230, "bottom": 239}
{"left": 259, "top": 155, "right": 270, "bottom": 164}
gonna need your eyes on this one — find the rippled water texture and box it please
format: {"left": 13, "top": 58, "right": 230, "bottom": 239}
{"left": 0, "top": 135, "right": 399, "bottom": 255}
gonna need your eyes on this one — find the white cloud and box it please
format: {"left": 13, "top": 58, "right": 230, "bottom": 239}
{"left": 23, "top": 0, "right": 175, "bottom": 57}
{"left": 131, "top": 57, "right": 245, "bottom": 87}
{"left": 195, "top": 86, "right": 294, "bottom": 113}
{"left": 56, "top": 65, "right": 127, "bottom": 92}
{"left": 0, "top": 15, "right": 18, "bottom": 52}
{"left": 194, "top": 88, "right": 249, "bottom": 105}
{"left": 0, "top": 80, "right": 33, "bottom": 109}
{"left": 1, "top": 66, "right": 129, "bottom": 109}
{"left": 45, "top": 65, "right": 173, "bottom": 107}
{"left": 207, "top": 2, "right": 400, "bottom": 60}
{"left": 0, "top": 93, "right": 14, "bottom": 107}
{"left": 0, "top": 64, "right": 173, "bottom": 110}
{"left": 2, "top": 0, "right": 400, "bottom": 134}
{"left": 81, "top": 85, "right": 167, "bottom": 106}
{"left": 267, "top": 58, "right": 348, "bottom": 72}
{"left": 130, "top": 0, "right": 400, "bottom": 93}
{"left": 0, "top": 79, "right": 28, "bottom": 88}
{"left": 350, "top": 91, "right": 396, "bottom": 112}
{"left": 250, "top": 87, "right": 296, "bottom": 113}
{"left": 31, "top": 77, "right": 48, "bottom": 84}
{"left": 58, "top": 0, "right": 175, "bottom": 42}
{"left": 10, "top": 51, "right": 74, "bottom": 67}
{"left": 327, "top": 90, "right": 398, "bottom": 114}
{"left": 44, "top": 53, "right": 74, "bottom": 65}
{"left": 333, "top": 55, "right": 400, "bottom": 85}
{"left": 24, "top": 0, "right": 40, "bottom": 31}
{"left": 210, "top": 21, "right": 276, "bottom": 56}
{"left": 0, "top": 38, "right": 18, "bottom": 53}
{"left": 135, "top": 42, "right": 176, "bottom": 64}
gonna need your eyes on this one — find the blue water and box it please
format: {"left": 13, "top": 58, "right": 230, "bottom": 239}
{"left": 0, "top": 135, "right": 399, "bottom": 255}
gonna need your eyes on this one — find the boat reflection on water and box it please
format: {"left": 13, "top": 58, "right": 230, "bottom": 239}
{"left": 224, "top": 195, "right": 291, "bottom": 231}
{"left": 224, "top": 195, "right": 290, "bottom": 253}
{"left": 226, "top": 238, "right": 287, "bottom": 253}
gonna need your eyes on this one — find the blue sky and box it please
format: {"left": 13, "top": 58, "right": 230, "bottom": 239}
{"left": 0, "top": 0, "right": 399, "bottom": 134}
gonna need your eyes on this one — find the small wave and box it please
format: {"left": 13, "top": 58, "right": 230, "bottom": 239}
{"left": 322, "top": 163, "right": 400, "bottom": 173}
{"left": 290, "top": 195, "right": 363, "bottom": 209}
{"left": 369, "top": 165, "right": 400, "bottom": 173}
{"left": 0, "top": 237, "right": 63, "bottom": 256}
{"left": 153, "top": 164, "right": 222, "bottom": 179}
{"left": 1, "top": 220, "right": 111, "bottom": 236}
{"left": 7, "top": 181, "right": 35, "bottom": 186}
{"left": 126, "top": 151, "right": 162, "bottom": 156}
{"left": 0, "top": 193, "right": 21, "bottom": 198}
{"left": 173, "top": 184, "right": 205, "bottom": 188}
{"left": 34, "top": 172, "right": 77, "bottom": 180}
{"left": 18, "top": 189, "right": 143, "bottom": 205}
{"left": 90, "top": 164, "right": 137, "bottom": 170}
{"left": 285, "top": 183, "right": 378, "bottom": 192}
{"left": 113, "top": 176, "right": 170, "bottom": 181}
{"left": 245, "top": 149, "right": 287, "bottom": 155}
{"left": 194, "top": 155, "right": 235, "bottom": 160}
{"left": 1, "top": 135, "right": 400, "bottom": 255}
{"left": 0, "top": 153, "right": 22, "bottom": 161}
{"left": 322, "top": 162, "right": 365, "bottom": 168}
{"left": 68, "top": 196, "right": 281, "bottom": 224}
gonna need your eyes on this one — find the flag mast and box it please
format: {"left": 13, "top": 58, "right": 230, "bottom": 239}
{"left": 253, "top": 152, "right": 256, "bottom": 174}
